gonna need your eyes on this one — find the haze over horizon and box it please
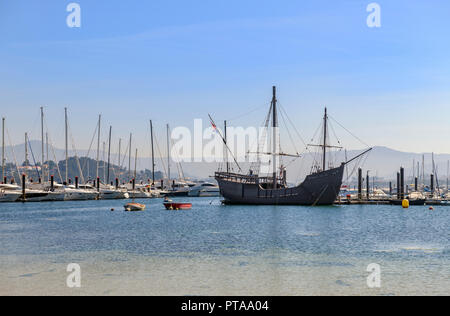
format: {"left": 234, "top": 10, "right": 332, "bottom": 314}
{"left": 1, "top": 1, "right": 450, "bottom": 154}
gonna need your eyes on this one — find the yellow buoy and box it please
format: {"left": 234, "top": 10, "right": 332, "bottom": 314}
{"left": 402, "top": 199, "right": 410, "bottom": 209}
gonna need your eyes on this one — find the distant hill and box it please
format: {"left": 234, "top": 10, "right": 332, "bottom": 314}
{"left": 1, "top": 142, "right": 163, "bottom": 185}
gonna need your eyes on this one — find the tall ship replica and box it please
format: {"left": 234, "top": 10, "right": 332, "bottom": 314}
{"left": 214, "top": 86, "right": 370, "bottom": 206}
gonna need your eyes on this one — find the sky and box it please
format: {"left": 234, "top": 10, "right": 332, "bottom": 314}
{"left": 1, "top": 0, "right": 450, "bottom": 159}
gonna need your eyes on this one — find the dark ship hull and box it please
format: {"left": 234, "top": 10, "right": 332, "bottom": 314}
{"left": 215, "top": 164, "right": 345, "bottom": 206}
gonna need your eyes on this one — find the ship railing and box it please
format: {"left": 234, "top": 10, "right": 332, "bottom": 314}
{"left": 215, "top": 172, "right": 282, "bottom": 185}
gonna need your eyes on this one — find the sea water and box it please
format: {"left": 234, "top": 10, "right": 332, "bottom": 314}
{"left": 0, "top": 198, "right": 448, "bottom": 295}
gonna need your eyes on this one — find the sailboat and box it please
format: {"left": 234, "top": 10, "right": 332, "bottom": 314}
{"left": 215, "top": 86, "right": 371, "bottom": 206}
{"left": 61, "top": 108, "right": 97, "bottom": 201}
{"left": 124, "top": 182, "right": 146, "bottom": 211}
{"left": 124, "top": 149, "right": 146, "bottom": 211}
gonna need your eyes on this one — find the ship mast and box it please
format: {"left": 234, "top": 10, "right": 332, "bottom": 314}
{"left": 307, "top": 107, "right": 342, "bottom": 173}
{"left": 272, "top": 86, "right": 278, "bottom": 189}
{"left": 224, "top": 120, "right": 229, "bottom": 173}
{"left": 1, "top": 117, "right": 4, "bottom": 183}
{"left": 323, "top": 107, "right": 327, "bottom": 172}
{"left": 65, "top": 108, "right": 68, "bottom": 184}
{"left": 167, "top": 124, "right": 170, "bottom": 182}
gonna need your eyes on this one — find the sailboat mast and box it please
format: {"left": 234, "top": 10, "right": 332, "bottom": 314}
{"left": 150, "top": 120, "right": 155, "bottom": 185}
{"left": 96, "top": 114, "right": 101, "bottom": 181}
{"left": 103, "top": 141, "right": 106, "bottom": 183}
{"left": 272, "top": 86, "right": 277, "bottom": 189}
{"left": 134, "top": 148, "right": 138, "bottom": 181}
{"left": 167, "top": 124, "right": 171, "bottom": 182}
{"left": 128, "top": 133, "right": 132, "bottom": 181}
{"left": 46, "top": 132, "right": 49, "bottom": 182}
{"left": 1, "top": 117, "right": 4, "bottom": 182}
{"left": 422, "top": 154, "right": 425, "bottom": 189}
{"left": 447, "top": 160, "right": 449, "bottom": 192}
{"left": 106, "top": 126, "right": 112, "bottom": 185}
{"left": 24, "top": 132, "right": 28, "bottom": 180}
{"left": 323, "top": 107, "right": 327, "bottom": 172}
{"left": 65, "top": 108, "right": 68, "bottom": 184}
{"left": 40, "top": 107, "right": 45, "bottom": 182}
{"left": 118, "top": 138, "right": 121, "bottom": 184}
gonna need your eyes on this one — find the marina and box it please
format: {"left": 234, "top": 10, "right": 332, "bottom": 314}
{"left": 1, "top": 98, "right": 450, "bottom": 207}
{"left": 2, "top": 1, "right": 450, "bottom": 298}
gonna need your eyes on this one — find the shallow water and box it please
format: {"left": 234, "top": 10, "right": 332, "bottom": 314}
{"left": 0, "top": 198, "right": 448, "bottom": 295}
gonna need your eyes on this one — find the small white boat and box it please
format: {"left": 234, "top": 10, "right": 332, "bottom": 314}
{"left": 124, "top": 202, "right": 146, "bottom": 212}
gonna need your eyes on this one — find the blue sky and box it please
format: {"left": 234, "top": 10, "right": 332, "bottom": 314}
{"left": 1, "top": 0, "right": 450, "bottom": 157}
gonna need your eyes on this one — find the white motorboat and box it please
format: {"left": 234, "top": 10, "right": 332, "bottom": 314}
{"left": 13, "top": 182, "right": 65, "bottom": 202}
{"left": 64, "top": 185, "right": 97, "bottom": 201}
{"left": 40, "top": 183, "right": 66, "bottom": 201}
{"left": 165, "top": 181, "right": 191, "bottom": 197}
{"left": 149, "top": 189, "right": 162, "bottom": 198}
{"left": 99, "top": 185, "right": 129, "bottom": 200}
{"left": 0, "top": 184, "right": 22, "bottom": 202}
{"left": 41, "top": 190, "right": 66, "bottom": 202}
{"left": 188, "top": 182, "right": 220, "bottom": 197}
{"left": 22, "top": 189, "right": 65, "bottom": 202}
{"left": 127, "top": 189, "right": 151, "bottom": 199}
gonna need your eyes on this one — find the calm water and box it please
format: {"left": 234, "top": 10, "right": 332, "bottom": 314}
{"left": 0, "top": 198, "right": 449, "bottom": 295}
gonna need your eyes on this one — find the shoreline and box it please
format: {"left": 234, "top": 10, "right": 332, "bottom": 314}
{"left": 1, "top": 250, "right": 448, "bottom": 296}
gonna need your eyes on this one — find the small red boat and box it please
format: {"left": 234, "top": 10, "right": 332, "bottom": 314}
{"left": 164, "top": 202, "right": 192, "bottom": 210}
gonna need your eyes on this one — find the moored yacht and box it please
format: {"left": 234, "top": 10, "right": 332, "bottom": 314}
{"left": 0, "top": 184, "right": 22, "bottom": 202}
{"left": 99, "top": 185, "right": 129, "bottom": 200}
{"left": 188, "top": 182, "right": 220, "bottom": 197}
{"left": 127, "top": 188, "right": 151, "bottom": 198}
{"left": 64, "top": 185, "right": 97, "bottom": 201}
{"left": 165, "top": 181, "right": 191, "bottom": 197}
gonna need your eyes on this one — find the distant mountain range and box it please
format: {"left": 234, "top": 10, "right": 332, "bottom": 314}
{"left": 3, "top": 142, "right": 450, "bottom": 183}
